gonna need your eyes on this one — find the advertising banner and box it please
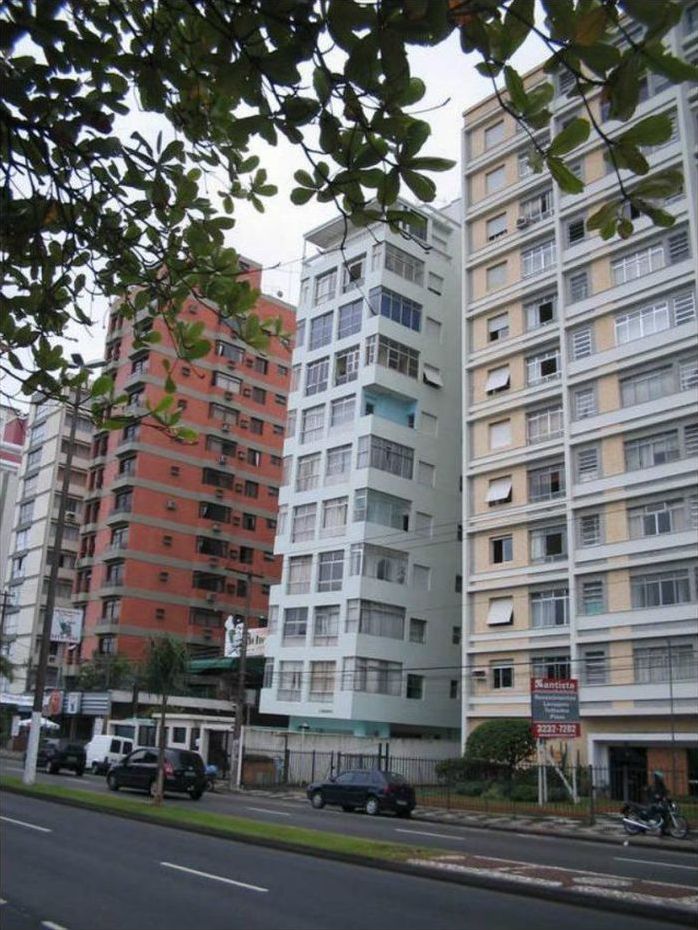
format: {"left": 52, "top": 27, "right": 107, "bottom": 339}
{"left": 530, "top": 677, "right": 581, "bottom": 739}
{"left": 50, "top": 607, "right": 83, "bottom": 644}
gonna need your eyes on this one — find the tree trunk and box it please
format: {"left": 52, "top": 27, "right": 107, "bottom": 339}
{"left": 153, "top": 694, "right": 167, "bottom": 806}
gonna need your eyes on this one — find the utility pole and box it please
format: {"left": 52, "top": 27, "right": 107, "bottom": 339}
{"left": 229, "top": 569, "right": 263, "bottom": 788}
{"left": 0, "top": 589, "right": 10, "bottom": 682}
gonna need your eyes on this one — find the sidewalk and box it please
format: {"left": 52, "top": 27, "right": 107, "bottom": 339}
{"left": 235, "top": 785, "right": 698, "bottom": 853}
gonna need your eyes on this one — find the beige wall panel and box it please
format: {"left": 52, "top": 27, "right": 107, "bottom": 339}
{"left": 597, "top": 373, "right": 619, "bottom": 413}
{"left": 594, "top": 314, "right": 616, "bottom": 352}
{"left": 605, "top": 505, "right": 627, "bottom": 544}
{"left": 590, "top": 255, "right": 611, "bottom": 296}
{"left": 601, "top": 435, "right": 625, "bottom": 476}
{"left": 607, "top": 569, "right": 631, "bottom": 613}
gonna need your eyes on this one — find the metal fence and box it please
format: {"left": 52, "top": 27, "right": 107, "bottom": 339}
{"left": 241, "top": 748, "right": 697, "bottom": 826}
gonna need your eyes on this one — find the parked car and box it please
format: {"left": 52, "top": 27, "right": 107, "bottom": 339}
{"left": 106, "top": 747, "right": 206, "bottom": 800}
{"left": 306, "top": 769, "right": 416, "bottom": 817}
{"left": 85, "top": 735, "right": 134, "bottom": 774}
{"left": 36, "top": 739, "right": 86, "bottom": 776}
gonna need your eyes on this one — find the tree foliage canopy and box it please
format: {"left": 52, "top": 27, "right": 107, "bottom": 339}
{"left": 2, "top": 0, "right": 695, "bottom": 413}
{"left": 464, "top": 718, "right": 536, "bottom": 768}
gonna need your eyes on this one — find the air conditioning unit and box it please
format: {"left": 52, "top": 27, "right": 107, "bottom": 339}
{"left": 209, "top": 558, "right": 219, "bottom": 567}
{"left": 516, "top": 216, "right": 530, "bottom": 229}
{"left": 237, "top": 451, "right": 246, "bottom": 461}
{"left": 472, "top": 669, "right": 487, "bottom": 679}
{"left": 234, "top": 482, "right": 244, "bottom": 492}
{"left": 66, "top": 512, "right": 77, "bottom": 523}
{"left": 212, "top": 523, "right": 221, "bottom": 533}
{"left": 240, "top": 419, "right": 249, "bottom": 428}
{"left": 245, "top": 358, "right": 254, "bottom": 368}
{"left": 230, "top": 549, "right": 239, "bottom": 560}
{"left": 159, "top": 571, "right": 169, "bottom": 581}
{"left": 232, "top": 516, "right": 241, "bottom": 526}
{"left": 219, "top": 456, "right": 228, "bottom": 466}
{"left": 206, "top": 592, "right": 216, "bottom": 603}
{"left": 227, "top": 361, "right": 237, "bottom": 370}
{"left": 224, "top": 392, "right": 233, "bottom": 401}
{"left": 242, "top": 388, "right": 252, "bottom": 398}
{"left": 215, "top": 489, "right": 224, "bottom": 499}
{"left": 166, "top": 500, "right": 176, "bottom": 511}
{"left": 221, "top": 424, "right": 230, "bottom": 433}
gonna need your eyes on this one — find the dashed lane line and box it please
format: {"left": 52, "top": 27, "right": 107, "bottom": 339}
{"left": 160, "top": 862, "right": 268, "bottom": 893}
{"left": 246, "top": 806, "right": 292, "bottom": 817}
{"left": 0, "top": 815, "right": 51, "bottom": 833}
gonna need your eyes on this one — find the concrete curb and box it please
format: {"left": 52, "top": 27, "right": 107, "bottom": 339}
{"left": 3, "top": 783, "right": 695, "bottom": 926}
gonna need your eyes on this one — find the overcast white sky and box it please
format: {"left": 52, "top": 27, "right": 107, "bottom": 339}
{"left": 4, "top": 25, "right": 549, "bottom": 408}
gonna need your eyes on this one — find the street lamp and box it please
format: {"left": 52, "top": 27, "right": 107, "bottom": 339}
{"left": 22, "top": 355, "right": 102, "bottom": 785}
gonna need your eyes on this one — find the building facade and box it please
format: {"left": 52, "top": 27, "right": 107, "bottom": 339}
{"left": 78, "top": 260, "right": 294, "bottom": 668}
{"left": 0, "top": 406, "right": 27, "bottom": 600}
{"left": 3, "top": 396, "right": 93, "bottom": 693}
{"left": 461, "top": 13, "right": 698, "bottom": 789}
{"left": 259, "top": 203, "right": 463, "bottom": 738}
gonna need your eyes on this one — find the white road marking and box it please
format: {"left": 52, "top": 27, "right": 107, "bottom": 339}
{"left": 516, "top": 833, "right": 554, "bottom": 839}
{"left": 246, "top": 806, "right": 291, "bottom": 817}
{"left": 41, "top": 922, "right": 70, "bottom": 930}
{"left": 396, "top": 828, "right": 460, "bottom": 840}
{"left": 160, "top": 862, "right": 268, "bottom": 893}
{"left": 0, "top": 815, "right": 52, "bottom": 833}
{"left": 614, "top": 857, "right": 698, "bottom": 872}
{"left": 0, "top": 898, "right": 6, "bottom": 905}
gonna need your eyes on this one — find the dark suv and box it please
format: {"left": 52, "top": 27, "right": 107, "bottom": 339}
{"left": 106, "top": 747, "right": 206, "bottom": 800}
{"left": 306, "top": 769, "right": 416, "bottom": 817}
{"left": 36, "top": 739, "right": 86, "bottom": 776}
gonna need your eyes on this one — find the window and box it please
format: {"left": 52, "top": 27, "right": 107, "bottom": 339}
{"left": 531, "top": 588, "right": 569, "bottom": 628}
{"left": 624, "top": 430, "right": 679, "bottom": 471}
{"left": 287, "top": 556, "right": 312, "bottom": 594}
{"left": 487, "top": 213, "right": 507, "bottom": 241}
{"left": 199, "top": 501, "right": 231, "bottom": 522}
{"left": 342, "top": 657, "right": 402, "bottom": 696}
{"left": 406, "top": 674, "right": 424, "bottom": 700}
{"left": 629, "top": 499, "right": 684, "bottom": 538}
{"left": 369, "top": 287, "right": 421, "bottom": 331}
{"left": 486, "top": 365, "right": 510, "bottom": 394}
{"left": 486, "top": 165, "right": 506, "bottom": 194}
{"left": 631, "top": 569, "right": 691, "bottom": 608}
{"left": 309, "top": 311, "right": 334, "bottom": 350}
{"left": 300, "top": 405, "right": 325, "bottom": 443}
{"left": 365, "top": 334, "right": 419, "bottom": 379}
{"left": 452, "top": 626, "right": 462, "bottom": 644}
{"left": 570, "top": 326, "right": 593, "bottom": 360}
{"left": 357, "top": 435, "right": 414, "bottom": 479}
{"left": 528, "top": 462, "right": 564, "bottom": 502}
{"left": 486, "top": 261, "right": 507, "bottom": 290}
{"left": 243, "top": 480, "right": 258, "bottom": 498}
{"left": 487, "top": 475, "right": 512, "bottom": 505}
{"left": 530, "top": 524, "right": 567, "bottom": 562}
{"left": 330, "top": 395, "right": 355, "bottom": 429}
{"left": 526, "top": 347, "right": 560, "bottom": 385}
{"left": 491, "top": 535, "right": 513, "bottom": 563}
{"left": 421, "top": 412, "right": 438, "bottom": 436}
{"left": 216, "top": 341, "right": 245, "bottom": 363}
{"left": 309, "top": 661, "right": 336, "bottom": 701}
{"left": 518, "top": 149, "right": 534, "bottom": 179}
{"left": 427, "top": 273, "right": 443, "bottom": 295}
{"left": 417, "top": 461, "right": 435, "bottom": 486}
{"left": 578, "top": 513, "right": 601, "bottom": 547}
{"left": 295, "top": 319, "right": 305, "bottom": 348}
{"left": 102, "top": 599, "right": 121, "bottom": 622}
{"left": 336, "top": 299, "right": 363, "bottom": 340}
{"left": 105, "top": 562, "right": 124, "bottom": 586}
{"left": 567, "top": 218, "right": 585, "bottom": 246}
{"left": 634, "top": 641, "right": 695, "bottom": 683}
{"left": 492, "top": 664, "right": 514, "bottom": 689}
{"left": 488, "top": 419, "right": 511, "bottom": 450}
{"left": 574, "top": 386, "right": 597, "bottom": 419}
{"left": 342, "top": 254, "right": 365, "bottom": 292}
{"left": 325, "top": 444, "right": 352, "bottom": 484}
{"left": 251, "top": 386, "right": 266, "bottom": 404}
{"left": 679, "top": 357, "right": 698, "bottom": 391}
{"left": 484, "top": 119, "right": 505, "bottom": 149}
{"left": 576, "top": 446, "right": 600, "bottom": 482}
{"left": 384, "top": 243, "right": 424, "bottom": 285}
{"left": 26, "top": 448, "right": 42, "bottom": 470}
{"left": 291, "top": 503, "right": 316, "bottom": 542}
{"left": 412, "top": 564, "right": 431, "bottom": 589}
{"left": 583, "top": 649, "right": 608, "bottom": 685}
{"left": 580, "top": 579, "right": 605, "bottom": 616}
{"left": 282, "top": 608, "right": 308, "bottom": 642}
{"left": 409, "top": 618, "right": 427, "bottom": 644}
{"left": 296, "top": 453, "right": 321, "bottom": 491}
{"left": 345, "top": 600, "right": 405, "bottom": 641}
{"left": 525, "top": 294, "right": 556, "bottom": 330}
{"left": 527, "top": 406, "right": 563, "bottom": 444}
{"left": 334, "top": 345, "right": 360, "bottom": 385}
{"left": 531, "top": 654, "right": 570, "bottom": 680}
{"left": 487, "top": 598, "right": 513, "bottom": 626}
{"left": 314, "top": 268, "right": 337, "bottom": 304}
{"left": 612, "top": 244, "right": 665, "bottom": 286}
{"left": 615, "top": 301, "right": 671, "bottom": 345}
{"left": 318, "top": 550, "right": 344, "bottom": 592}
{"left": 568, "top": 270, "right": 589, "bottom": 302}
{"left": 520, "top": 189, "right": 552, "bottom": 223}
{"left": 278, "top": 661, "right": 303, "bottom": 701}
{"left": 305, "top": 357, "right": 330, "bottom": 396}
{"left": 522, "top": 239, "right": 556, "bottom": 277}
{"left": 313, "top": 605, "right": 340, "bottom": 645}
{"left": 354, "top": 488, "right": 410, "bottom": 530}
{"left": 321, "top": 497, "right": 348, "bottom": 536}
{"left": 350, "top": 544, "right": 407, "bottom": 585}
{"left": 488, "top": 312, "right": 509, "bottom": 342}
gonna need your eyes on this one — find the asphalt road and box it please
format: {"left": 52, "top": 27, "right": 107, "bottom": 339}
{"left": 2, "top": 759, "right": 696, "bottom": 888}
{"left": 0, "top": 792, "right": 688, "bottom": 930}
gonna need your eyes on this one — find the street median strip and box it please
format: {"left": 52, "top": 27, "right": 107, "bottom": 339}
{"left": 2, "top": 776, "right": 695, "bottom": 926}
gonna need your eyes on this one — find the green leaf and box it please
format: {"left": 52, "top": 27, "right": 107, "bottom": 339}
{"left": 90, "top": 374, "right": 114, "bottom": 397}
{"left": 290, "top": 187, "right": 315, "bottom": 205}
{"left": 407, "top": 156, "right": 456, "bottom": 172}
{"left": 504, "top": 66, "right": 527, "bottom": 113}
{"left": 587, "top": 200, "right": 619, "bottom": 231}
{"left": 573, "top": 7, "right": 608, "bottom": 45}
{"left": 638, "top": 205, "right": 675, "bottom": 227}
{"left": 401, "top": 169, "right": 436, "bottom": 202}
{"left": 547, "top": 156, "right": 584, "bottom": 194}
{"left": 548, "top": 118, "right": 590, "bottom": 156}
{"left": 618, "top": 113, "right": 673, "bottom": 147}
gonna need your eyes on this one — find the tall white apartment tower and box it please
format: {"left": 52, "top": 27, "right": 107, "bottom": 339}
{"left": 461, "top": 9, "right": 698, "bottom": 794}
{"left": 260, "top": 201, "right": 463, "bottom": 738}
{"left": 3, "top": 395, "right": 93, "bottom": 694}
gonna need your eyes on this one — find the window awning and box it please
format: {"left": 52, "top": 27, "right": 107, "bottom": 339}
{"left": 423, "top": 365, "right": 444, "bottom": 388}
{"left": 486, "top": 477, "right": 512, "bottom": 503}
{"left": 486, "top": 366, "right": 510, "bottom": 392}
{"left": 487, "top": 598, "right": 514, "bottom": 626}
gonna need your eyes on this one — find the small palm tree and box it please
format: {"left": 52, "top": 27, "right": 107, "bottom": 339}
{"left": 143, "top": 636, "right": 188, "bottom": 805}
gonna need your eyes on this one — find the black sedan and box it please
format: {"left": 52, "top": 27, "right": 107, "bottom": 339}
{"left": 36, "top": 739, "right": 86, "bottom": 776}
{"left": 106, "top": 747, "right": 206, "bottom": 800}
{"left": 306, "top": 769, "right": 416, "bottom": 817}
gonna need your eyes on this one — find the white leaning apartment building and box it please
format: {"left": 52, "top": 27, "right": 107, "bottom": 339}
{"left": 461, "top": 10, "right": 698, "bottom": 787}
{"left": 259, "top": 201, "right": 463, "bottom": 738}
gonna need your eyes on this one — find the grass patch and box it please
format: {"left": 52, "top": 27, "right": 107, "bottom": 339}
{"left": 0, "top": 776, "right": 436, "bottom": 864}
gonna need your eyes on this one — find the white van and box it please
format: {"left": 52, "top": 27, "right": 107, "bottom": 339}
{"left": 85, "top": 735, "right": 134, "bottom": 774}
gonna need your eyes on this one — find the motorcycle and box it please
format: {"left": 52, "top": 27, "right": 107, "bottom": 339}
{"left": 621, "top": 798, "right": 689, "bottom": 839}
{"left": 205, "top": 763, "right": 220, "bottom": 792}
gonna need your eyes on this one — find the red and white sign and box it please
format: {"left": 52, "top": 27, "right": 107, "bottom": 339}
{"left": 530, "top": 678, "right": 580, "bottom": 739}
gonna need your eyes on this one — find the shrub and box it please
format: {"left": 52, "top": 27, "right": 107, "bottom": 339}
{"left": 454, "top": 780, "right": 486, "bottom": 797}
{"left": 465, "top": 719, "right": 536, "bottom": 769}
